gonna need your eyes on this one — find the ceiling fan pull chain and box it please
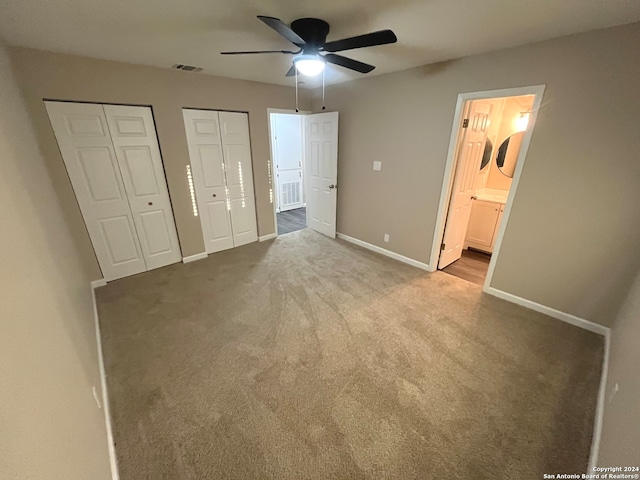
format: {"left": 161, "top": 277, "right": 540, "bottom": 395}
{"left": 295, "top": 67, "right": 299, "bottom": 112}
{"left": 322, "top": 68, "right": 326, "bottom": 110}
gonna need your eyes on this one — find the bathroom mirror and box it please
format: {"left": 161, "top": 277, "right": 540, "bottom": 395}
{"left": 479, "top": 138, "right": 493, "bottom": 170}
{"left": 496, "top": 131, "right": 524, "bottom": 178}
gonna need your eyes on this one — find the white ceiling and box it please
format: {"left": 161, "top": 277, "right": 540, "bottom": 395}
{"left": 1, "top": 0, "right": 639, "bottom": 88}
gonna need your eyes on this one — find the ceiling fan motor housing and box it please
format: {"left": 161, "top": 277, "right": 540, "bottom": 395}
{"left": 291, "top": 18, "right": 330, "bottom": 50}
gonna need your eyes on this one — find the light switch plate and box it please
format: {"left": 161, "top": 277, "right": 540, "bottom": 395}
{"left": 373, "top": 161, "right": 382, "bottom": 171}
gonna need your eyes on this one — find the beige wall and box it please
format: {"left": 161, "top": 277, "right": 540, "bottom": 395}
{"left": 598, "top": 268, "right": 640, "bottom": 466}
{"left": 0, "top": 44, "right": 111, "bottom": 479}
{"left": 9, "top": 48, "right": 310, "bottom": 279}
{"left": 312, "top": 22, "right": 640, "bottom": 327}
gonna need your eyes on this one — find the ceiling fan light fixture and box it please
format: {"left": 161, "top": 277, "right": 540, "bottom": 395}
{"left": 293, "top": 54, "right": 326, "bottom": 76}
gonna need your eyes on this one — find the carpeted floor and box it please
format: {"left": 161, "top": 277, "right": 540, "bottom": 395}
{"left": 97, "top": 229, "right": 604, "bottom": 480}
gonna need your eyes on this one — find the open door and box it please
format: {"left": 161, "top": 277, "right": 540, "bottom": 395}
{"left": 304, "top": 112, "right": 339, "bottom": 238}
{"left": 438, "top": 100, "right": 492, "bottom": 269}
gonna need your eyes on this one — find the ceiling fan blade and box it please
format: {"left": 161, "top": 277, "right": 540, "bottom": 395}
{"left": 324, "top": 54, "right": 375, "bottom": 73}
{"left": 285, "top": 65, "right": 296, "bottom": 77}
{"left": 257, "top": 16, "right": 306, "bottom": 46}
{"left": 323, "top": 30, "right": 397, "bottom": 52}
{"left": 221, "top": 50, "right": 297, "bottom": 55}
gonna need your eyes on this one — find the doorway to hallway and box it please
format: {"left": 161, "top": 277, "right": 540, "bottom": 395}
{"left": 268, "top": 108, "right": 339, "bottom": 239}
{"left": 277, "top": 207, "right": 307, "bottom": 235}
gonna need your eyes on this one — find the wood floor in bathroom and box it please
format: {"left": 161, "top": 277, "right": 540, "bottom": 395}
{"left": 441, "top": 249, "right": 491, "bottom": 286}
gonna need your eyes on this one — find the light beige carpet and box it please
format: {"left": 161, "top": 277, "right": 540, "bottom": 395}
{"left": 97, "top": 229, "right": 604, "bottom": 480}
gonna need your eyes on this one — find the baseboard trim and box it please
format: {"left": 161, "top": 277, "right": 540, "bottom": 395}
{"left": 259, "top": 233, "right": 277, "bottom": 242}
{"left": 182, "top": 252, "right": 207, "bottom": 264}
{"left": 91, "top": 283, "right": 120, "bottom": 480}
{"left": 336, "top": 233, "right": 430, "bottom": 271}
{"left": 484, "top": 287, "right": 609, "bottom": 336}
{"left": 588, "top": 329, "right": 611, "bottom": 472}
{"left": 91, "top": 279, "right": 107, "bottom": 289}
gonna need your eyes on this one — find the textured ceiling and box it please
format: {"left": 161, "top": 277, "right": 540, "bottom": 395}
{"left": 1, "top": 0, "right": 639, "bottom": 88}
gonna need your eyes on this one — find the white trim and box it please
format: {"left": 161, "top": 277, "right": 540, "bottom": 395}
{"left": 429, "top": 85, "right": 546, "bottom": 275}
{"left": 259, "top": 233, "right": 277, "bottom": 242}
{"left": 91, "top": 283, "right": 120, "bottom": 480}
{"left": 484, "top": 286, "right": 609, "bottom": 336}
{"left": 91, "top": 279, "right": 107, "bottom": 289}
{"left": 267, "top": 108, "right": 311, "bottom": 115}
{"left": 182, "top": 252, "right": 207, "bottom": 264}
{"left": 337, "top": 233, "right": 430, "bottom": 271}
{"left": 588, "top": 329, "right": 611, "bottom": 472}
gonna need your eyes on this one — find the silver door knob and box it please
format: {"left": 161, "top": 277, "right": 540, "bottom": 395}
{"left": 329, "top": 184, "right": 336, "bottom": 189}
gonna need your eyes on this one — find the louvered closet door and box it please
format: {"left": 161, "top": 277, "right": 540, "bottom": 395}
{"left": 104, "top": 105, "right": 182, "bottom": 271}
{"left": 219, "top": 112, "right": 258, "bottom": 247}
{"left": 45, "top": 101, "right": 146, "bottom": 281}
{"left": 182, "top": 109, "right": 234, "bottom": 254}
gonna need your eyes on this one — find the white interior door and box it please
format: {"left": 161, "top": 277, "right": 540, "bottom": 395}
{"left": 439, "top": 100, "right": 493, "bottom": 269}
{"left": 104, "top": 105, "right": 182, "bottom": 271}
{"left": 271, "top": 114, "right": 304, "bottom": 212}
{"left": 305, "top": 111, "right": 338, "bottom": 238}
{"left": 45, "top": 101, "right": 146, "bottom": 281}
{"left": 182, "top": 109, "right": 234, "bottom": 254}
{"left": 219, "top": 112, "right": 258, "bottom": 247}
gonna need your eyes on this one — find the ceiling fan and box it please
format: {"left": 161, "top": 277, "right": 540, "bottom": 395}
{"left": 221, "top": 16, "right": 398, "bottom": 77}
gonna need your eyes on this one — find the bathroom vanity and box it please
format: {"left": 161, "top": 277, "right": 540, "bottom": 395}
{"left": 464, "top": 189, "right": 508, "bottom": 254}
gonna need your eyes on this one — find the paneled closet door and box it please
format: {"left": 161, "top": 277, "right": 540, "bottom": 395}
{"left": 45, "top": 101, "right": 146, "bottom": 281}
{"left": 182, "top": 109, "right": 234, "bottom": 254}
{"left": 104, "top": 105, "right": 182, "bottom": 271}
{"left": 219, "top": 112, "right": 258, "bottom": 247}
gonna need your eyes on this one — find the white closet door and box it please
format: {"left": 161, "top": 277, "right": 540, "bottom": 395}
{"left": 104, "top": 105, "right": 182, "bottom": 271}
{"left": 219, "top": 112, "right": 258, "bottom": 247}
{"left": 182, "top": 109, "right": 234, "bottom": 254}
{"left": 45, "top": 101, "right": 146, "bottom": 281}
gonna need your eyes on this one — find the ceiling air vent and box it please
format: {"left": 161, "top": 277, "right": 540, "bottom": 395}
{"left": 172, "top": 64, "right": 203, "bottom": 73}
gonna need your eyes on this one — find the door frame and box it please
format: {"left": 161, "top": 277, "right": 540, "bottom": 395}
{"left": 428, "top": 85, "right": 546, "bottom": 292}
{"left": 267, "top": 108, "right": 310, "bottom": 238}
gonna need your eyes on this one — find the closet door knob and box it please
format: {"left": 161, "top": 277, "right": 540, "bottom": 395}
{"left": 212, "top": 194, "right": 217, "bottom": 197}
{"left": 148, "top": 202, "right": 153, "bottom": 206}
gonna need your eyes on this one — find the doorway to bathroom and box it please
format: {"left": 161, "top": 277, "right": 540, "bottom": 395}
{"left": 430, "top": 86, "right": 544, "bottom": 287}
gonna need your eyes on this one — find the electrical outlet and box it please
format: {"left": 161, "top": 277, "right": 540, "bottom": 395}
{"left": 383, "top": 234, "right": 390, "bottom": 243}
{"left": 373, "top": 161, "right": 382, "bottom": 171}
